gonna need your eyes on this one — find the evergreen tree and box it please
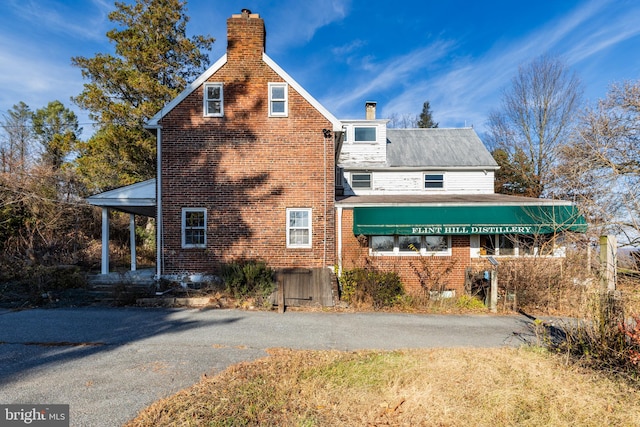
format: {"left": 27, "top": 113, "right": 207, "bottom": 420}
{"left": 416, "top": 101, "right": 438, "bottom": 128}
{"left": 32, "top": 101, "right": 80, "bottom": 171}
{"left": 72, "top": 0, "right": 214, "bottom": 191}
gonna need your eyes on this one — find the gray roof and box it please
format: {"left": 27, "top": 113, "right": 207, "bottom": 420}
{"left": 336, "top": 193, "right": 573, "bottom": 207}
{"left": 386, "top": 128, "right": 498, "bottom": 168}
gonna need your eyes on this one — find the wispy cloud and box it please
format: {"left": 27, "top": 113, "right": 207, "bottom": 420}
{"left": 266, "top": 0, "right": 351, "bottom": 52}
{"left": 338, "top": 0, "right": 637, "bottom": 130}
{"left": 324, "top": 39, "right": 456, "bottom": 116}
{"left": 4, "top": 0, "right": 112, "bottom": 42}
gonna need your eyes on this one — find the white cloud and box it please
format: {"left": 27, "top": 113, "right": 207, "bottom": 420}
{"left": 266, "top": 0, "right": 351, "bottom": 52}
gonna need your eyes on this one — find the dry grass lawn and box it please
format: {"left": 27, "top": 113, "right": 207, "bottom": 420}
{"left": 125, "top": 347, "right": 640, "bottom": 426}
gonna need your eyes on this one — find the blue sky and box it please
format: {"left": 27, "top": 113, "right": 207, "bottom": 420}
{"left": 1, "top": 0, "right": 639, "bottom": 139}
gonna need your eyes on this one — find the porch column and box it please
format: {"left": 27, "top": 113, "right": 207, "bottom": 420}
{"left": 101, "top": 207, "right": 110, "bottom": 275}
{"left": 130, "top": 213, "right": 137, "bottom": 271}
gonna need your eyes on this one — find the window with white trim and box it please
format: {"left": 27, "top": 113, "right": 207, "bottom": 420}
{"left": 269, "top": 83, "right": 288, "bottom": 117}
{"left": 424, "top": 173, "right": 444, "bottom": 189}
{"left": 182, "top": 208, "right": 206, "bottom": 248}
{"left": 476, "top": 234, "right": 564, "bottom": 257}
{"left": 371, "top": 235, "right": 451, "bottom": 256}
{"left": 354, "top": 126, "right": 376, "bottom": 142}
{"left": 203, "top": 83, "right": 223, "bottom": 117}
{"left": 351, "top": 172, "right": 371, "bottom": 189}
{"left": 286, "top": 208, "right": 311, "bottom": 248}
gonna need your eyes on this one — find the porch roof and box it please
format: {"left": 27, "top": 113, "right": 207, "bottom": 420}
{"left": 86, "top": 179, "right": 156, "bottom": 217}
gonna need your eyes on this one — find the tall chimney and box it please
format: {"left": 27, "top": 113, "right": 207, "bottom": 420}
{"left": 227, "top": 9, "right": 266, "bottom": 61}
{"left": 365, "top": 101, "right": 377, "bottom": 120}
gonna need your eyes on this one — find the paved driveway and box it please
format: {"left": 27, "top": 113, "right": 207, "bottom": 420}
{"left": 0, "top": 307, "right": 537, "bottom": 426}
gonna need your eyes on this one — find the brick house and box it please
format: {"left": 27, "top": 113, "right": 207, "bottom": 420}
{"left": 88, "top": 10, "right": 586, "bottom": 302}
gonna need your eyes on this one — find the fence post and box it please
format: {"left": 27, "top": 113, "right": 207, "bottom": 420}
{"left": 599, "top": 235, "right": 617, "bottom": 292}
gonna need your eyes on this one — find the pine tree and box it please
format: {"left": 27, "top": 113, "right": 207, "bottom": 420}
{"left": 416, "top": 101, "right": 438, "bottom": 128}
{"left": 72, "top": 0, "right": 214, "bottom": 191}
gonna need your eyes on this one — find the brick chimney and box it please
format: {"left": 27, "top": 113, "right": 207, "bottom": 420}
{"left": 365, "top": 101, "right": 377, "bottom": 120}
{"left": 227, "top": 9, "right": 266, "bottom": 61}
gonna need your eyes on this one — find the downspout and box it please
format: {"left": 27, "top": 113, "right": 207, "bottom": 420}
{"left": 337, "top": 206, "right": 343, "bottom": 277}
{"left": 323, "top": 129, "right": 328, "bottom": 267}
{"left": 155, "top": 126, "right": 163, "bottom": 280}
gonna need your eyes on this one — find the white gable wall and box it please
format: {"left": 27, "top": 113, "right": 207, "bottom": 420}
{"left": 342, "top": 169, "right": 495, "bottom": 195}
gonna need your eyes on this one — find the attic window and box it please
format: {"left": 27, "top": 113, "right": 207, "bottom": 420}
{"left": 269, "top": 83, "right": 288, "bottom": 117}
{"left": 204, "top": 83, "right": 223, "bottom": 117}
{"left": 354, "top": 127, "right": 376, "bottom": 142}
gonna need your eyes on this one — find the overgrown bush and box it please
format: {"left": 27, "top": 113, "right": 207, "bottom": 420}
{"left": 220, "top": 260, "right": 275, "bottom": 300}
{"left": 543, "top": 290, "right": 640, "bottom": 384}
{"left": 340, "top": 267, "right": 404, "bottom": 309}
{"left": 0, "top": 261, "right": 87, "bottom": 306}
{"left": 494, "top": 249, "right": 591, "bottom": 315}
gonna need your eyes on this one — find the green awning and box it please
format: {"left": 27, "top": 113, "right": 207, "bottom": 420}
{"left": 353, "top": 205, "right": 587, "bottom": 235}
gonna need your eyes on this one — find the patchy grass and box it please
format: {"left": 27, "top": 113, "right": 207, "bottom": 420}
{"left": 125, "top": 347, "right": 640, "bottom": 427}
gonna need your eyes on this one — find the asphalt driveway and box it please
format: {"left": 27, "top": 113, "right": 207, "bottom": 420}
{"left": 0, "top": 307, "right": 538, "bottom": 426}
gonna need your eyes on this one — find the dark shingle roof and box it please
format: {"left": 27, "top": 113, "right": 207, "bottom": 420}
{"left": 386, "top": 128, "right": 498, "bottom": 168}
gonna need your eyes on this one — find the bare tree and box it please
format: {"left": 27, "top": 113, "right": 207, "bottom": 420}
{"left": 387, "top": 112, "right": 418, "bottom": 129}
{"left": 554, "top": 81, "right": 640, "bottom": 245}
{"left": 487, "top": 55, "right": 583, "bottom": 197}
{"left": 0, "top": 102, "right": 33, "bottom": 173}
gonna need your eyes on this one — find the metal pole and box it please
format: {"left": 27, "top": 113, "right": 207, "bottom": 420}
{"left": 490, "top": 269, "right": 498, "bottom": 313}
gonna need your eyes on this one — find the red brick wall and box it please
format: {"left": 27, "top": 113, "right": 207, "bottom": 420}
{"left": 339, "top": 208, "right": 472, "bottom": 295}
{"left": 159, "top": 14, "right": 335, "bottom": 274}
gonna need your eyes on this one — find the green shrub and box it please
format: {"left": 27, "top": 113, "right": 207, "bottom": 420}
{"left": 340, "top": 267, "right": 404, "bottom": 309}
{"left": 455, "top": 294, "right": 486, "bottom": 311}
{"left": 221, "top": 260, "right": 275, "bottom": 299}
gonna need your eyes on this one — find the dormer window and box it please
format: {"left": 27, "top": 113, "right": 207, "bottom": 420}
{"left": 354, "top": 126, "right": 376, "bottom": 142}
{"left": 204, "top": 83, "right": 223, "bottom": 117}
{"left": 269, "top": 83, "right": 288, "bottom": 117}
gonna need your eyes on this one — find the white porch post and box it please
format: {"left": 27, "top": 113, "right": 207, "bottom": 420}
{"left": 101, "top": 207, "right": 110, "bottom": 275}
{"left": 130, "top": 213, "right": 137, "bottom": 271}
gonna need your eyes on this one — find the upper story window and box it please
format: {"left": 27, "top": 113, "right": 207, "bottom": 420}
{"left": 286, "top": 208, "right": 311, "bottom": 248}
{"left": 351, "top": 173, "right": 372, "bottom": 189}
{"left": 269, "top": 83, "right": 288, "bottom": 117}
{"left": 203, "top": 83, "right": 223, "bottom": 117}
{"left": 354, "top": 126, "right": 376, "bottom": 142}
{"left": 424, "top": 173, "right": 444, "bottom": 189}
{"left": 182, "top": 208, "right": 207, "bottom": 248}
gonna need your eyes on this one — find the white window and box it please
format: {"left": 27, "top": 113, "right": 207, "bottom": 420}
{"left": 203, "top": 83, "right": 223, "bottom": 117}
{"left": 371, "top": 235, "right": 451, "bottom": 256}
{"left": 269, "top": 83, "right": 288, "bottom": 117}
{"left": 424, "top": 173, "right": 444, "bottom": 189}
{"left": 351, "top": 173, "right": 372, "bottom": 189}
{"left": 182, "top": 208, "right": 206, "bottom": 248}
{"left": 286, "top": 208, "right": 311, "bottom": 248}
{"left": 354, "top": 126, "right": 376, "bottom": 142}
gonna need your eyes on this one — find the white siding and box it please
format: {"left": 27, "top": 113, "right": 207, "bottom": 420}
{"left": 343, "top": 170, "right": 495, "bottom": 195}
{"left": 338, "top": 122, "right": 387, "bottom": 166}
